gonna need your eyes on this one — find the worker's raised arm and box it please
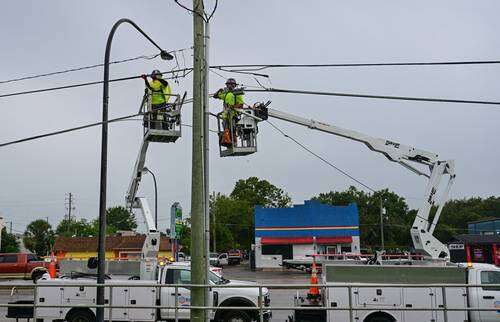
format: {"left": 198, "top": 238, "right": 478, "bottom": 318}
{"left": 141, "top": 74, "right": 153, "bottom": 91}
{"left": 213, "top": 88, "right": 224, "bottom": 99}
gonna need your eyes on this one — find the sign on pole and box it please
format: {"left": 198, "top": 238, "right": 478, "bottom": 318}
{"left": 170, "top": 202, "right": 183, "bottom": 239}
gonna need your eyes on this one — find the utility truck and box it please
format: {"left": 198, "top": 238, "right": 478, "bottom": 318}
{"left": 218, "top": 101, "right": 495, "bottom": 322}
{"left": 288, "top": 263, "right": 500, "bottom": 322}
{"left": 7, "top": 92, "right": 272, "bottom": 322}
{"left": 26, "top": 261, "right": 270, "bottom": 322}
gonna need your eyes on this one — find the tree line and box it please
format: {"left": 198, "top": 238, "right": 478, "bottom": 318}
{"left": 181, "top": 177, "right": 500, "bottom": 254}
{"left": 2, "top": 206, "right": 137, "bottom": 256}
{"left": 3, "top": 177, "right": 499, "bottom": 256}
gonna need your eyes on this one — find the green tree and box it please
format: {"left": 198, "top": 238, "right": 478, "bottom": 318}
{"left": 23, "top": 220, "right": 54, "bottom": 256}
{"left": 106, "top": 206, "right": 137, "bottom": 232}
{"left": 1, "top": 228, "right": 20, "bottom": 253}
{"left": 313, "top": 186, "right": 412, "bottom": 250}
{"left": 179, "top": 222, "right": 191, "bottom": 255}
{"left": 231, "top": 177, "right": 292, "bottom": 208}
{"left": 210, "top": 177, "right": 292, "bottom": 251}
{"left": 56, "top": 218, "right": 94, "bottom": 237}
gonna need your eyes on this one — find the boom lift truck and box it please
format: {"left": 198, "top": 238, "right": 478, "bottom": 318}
{"left": 221, "top": 103, "right": 455, "bottom": 260}
{"left": 220, "top": 104, "right": 500, "bottom": 322}
{"left": 124, "top": 90, "right": 186, "bottom": 280}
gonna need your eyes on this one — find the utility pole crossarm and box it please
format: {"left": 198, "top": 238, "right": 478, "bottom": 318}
{"left": 267, "top": 108, "right": 439, "bottom": 167}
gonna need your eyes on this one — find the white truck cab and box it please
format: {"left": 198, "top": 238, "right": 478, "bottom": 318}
{"left": 159, "top": 262, "right": 270, "bottom": 321}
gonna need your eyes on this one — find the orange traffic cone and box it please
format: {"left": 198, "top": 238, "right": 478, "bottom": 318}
{"left": 48, "top": 252, "right": 56, "bottom": 278}
{"left": 307, "top": 255, "right": 320, "bottom": 301}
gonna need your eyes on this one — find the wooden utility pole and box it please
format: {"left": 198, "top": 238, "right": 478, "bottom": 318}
{"left": 191, "top": 0, "right": 207, "bottom": 320}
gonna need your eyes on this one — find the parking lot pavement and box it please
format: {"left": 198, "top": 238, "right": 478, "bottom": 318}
{"left": 222, "top": 263, "right": 309, "bottom": 322}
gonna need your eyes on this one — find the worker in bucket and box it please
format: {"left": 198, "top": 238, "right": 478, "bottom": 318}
{"left": 141, "top": 70, "right": 172, "bottom": 129}
{"left": 213, "top": 78, "right": 244, "bottom": 146}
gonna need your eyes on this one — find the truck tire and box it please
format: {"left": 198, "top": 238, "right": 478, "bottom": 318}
{"left": 364, "top": 312, "right": 395, "bottom": 322}
{"left": 31, "top": 270, "right": 46, "bottom": 283}
{"left": 223, "top": 310, "right": 252, "bottom": 322}
{"left": 66, "top": 309, "right": 96, "bottom": 322}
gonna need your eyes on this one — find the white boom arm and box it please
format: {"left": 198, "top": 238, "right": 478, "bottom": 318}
{"left": 251, "top": 107, "right": 455, "bottom": 259}
{"left": 125, "top": 139, "right": 150, "bottom": 210}
{"left": 125, "top": 138, "right": 160, "bottom": 279}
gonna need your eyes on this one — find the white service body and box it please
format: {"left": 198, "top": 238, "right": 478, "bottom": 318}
{"left": 324, "top": 263, "right": 500, "bottom": 322}
{"left": 35, "top": 263, "right": 271, "bottom": 321}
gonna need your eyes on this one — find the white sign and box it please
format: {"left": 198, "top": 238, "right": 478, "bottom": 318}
{"left": 448, "top": 243, "right": 465, "bottom": 250}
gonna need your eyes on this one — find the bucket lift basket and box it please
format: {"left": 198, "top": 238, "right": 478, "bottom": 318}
{"left": 142, "top": 91, "right": 187, "bottom": 143}
{"left": 217, "top": 107, "right": 258, "bottom": 157}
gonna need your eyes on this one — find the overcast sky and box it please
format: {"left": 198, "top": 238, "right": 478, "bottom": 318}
{"left": 1, "top": 1, "right": 499, "bottom": 234}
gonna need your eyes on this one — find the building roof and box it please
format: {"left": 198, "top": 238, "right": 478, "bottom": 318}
{"left": 53, "top": 235, "right": 171, "bottom": 252}
{"left": 450, "top": 234, "right": 500, "bottom": 245}
{"left": 255, "top": 200, "right": 359, "bottom": 239}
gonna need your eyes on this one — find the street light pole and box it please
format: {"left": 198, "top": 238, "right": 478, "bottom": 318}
{"left": 98, "top": 18, "right": 172, "bottom": 322}
{"left": 143, "top": 167, "right": 158, "bottom": 228}
{"left": 380, "top": 197, "right": 386, "bottom": 251}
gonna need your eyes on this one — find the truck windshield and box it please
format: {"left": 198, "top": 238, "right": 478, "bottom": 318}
{"left": 209, "top": 271, "right": 228, "bottom": 284}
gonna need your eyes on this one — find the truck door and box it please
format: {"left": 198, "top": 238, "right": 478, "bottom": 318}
{"left": 218, "top": 253, "right": 228, "bottom": 266}
{"left": 165, "top": 269, "right": 192, "bottom": 320}
{"left": 0, "top": 254, "right": 22, "bottom": 278}
{"left": 477, "top": 270, "right": 500, "bottom": 322}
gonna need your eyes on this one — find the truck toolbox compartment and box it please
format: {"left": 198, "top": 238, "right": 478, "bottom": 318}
{"left": 6, "top": 300, "right": 34, "bottom": 319}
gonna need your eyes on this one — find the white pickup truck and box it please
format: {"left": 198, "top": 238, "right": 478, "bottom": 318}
{"left": 8, "top": 262, "right": 271, "bottom": 322}
{"left": 290, "top": 263, "right": 500, "bottom": 322}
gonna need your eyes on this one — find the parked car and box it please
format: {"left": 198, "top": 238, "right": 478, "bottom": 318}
{"left": 0, "top": 253, "right": 52, "bottom": 282}
{"left": 209, "top": 252, "right": 229, "bottom": 267}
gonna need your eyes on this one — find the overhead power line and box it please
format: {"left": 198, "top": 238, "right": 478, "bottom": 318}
{"left": 0, "top": 112, "right": 143, "bottom": 148}
{"left": 212, "top": 60, "right": 500, "bottom": 72}
{"left": 246, "top": 87, "right": 500, "bottom": 107}
{"left": 265, "top": 119, "right": 376, "bottom": 192}
{"left": 0, "top": 54, "right": 159, "bottom": 85}
{"left": 0, "top": 47, "right": 192, "bottom": 85}
{"left": 4, "top": 59, "right": 498, "bottom": 87}
{"left": 0, "top": 68, "right": 192, "bottom": 99}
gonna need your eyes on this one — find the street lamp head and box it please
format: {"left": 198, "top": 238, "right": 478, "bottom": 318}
{"left": 160, "top": 50, "right": 174, "bottom": 61}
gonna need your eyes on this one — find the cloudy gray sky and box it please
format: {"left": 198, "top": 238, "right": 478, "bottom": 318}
{"left": 1, "top": 1, "right": 499, "bottom": 234}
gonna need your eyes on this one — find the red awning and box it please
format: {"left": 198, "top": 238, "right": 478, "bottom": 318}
{"left": 260, "top": 236, "right": 352, "bottom": 245}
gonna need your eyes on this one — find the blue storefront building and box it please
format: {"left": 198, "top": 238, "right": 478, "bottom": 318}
{"left": 254, "top": 200, "right": 360, "bottom": 268}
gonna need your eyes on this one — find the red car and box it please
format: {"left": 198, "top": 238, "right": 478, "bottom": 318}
{"left": 0, "top": 253, "right": 52, "bottom": 282}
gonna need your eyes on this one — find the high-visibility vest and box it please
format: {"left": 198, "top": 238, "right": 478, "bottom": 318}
{"left": 217, "top": 90, "right": 244, "bottom": 109}
{"left": 149, "top": 79, "right": 171, "bottom": 105}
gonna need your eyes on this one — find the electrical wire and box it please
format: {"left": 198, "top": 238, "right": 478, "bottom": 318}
{"left": 247, "top": 87, "right": 500, "bottom": 107}
{"left": 265, "top": 119, "right": 377, "bottom": 192}
{"left": 0, "top": 48, "right": 191, "bottom": 85}
{"left": 0, "top": 112, "right": 143, "bottom": 148}
{"left": 265, "top": 119, "right": 443, "bottom": 225}
{"left": 0, "top": 68, "right": 192, "bottom": 99}
{"left": 213, "top": 60, "right": 500, "bottom": 72}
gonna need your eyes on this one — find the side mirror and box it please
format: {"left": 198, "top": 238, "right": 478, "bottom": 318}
{"left": 87, "top": 257, "right": 98, "bottom": 269}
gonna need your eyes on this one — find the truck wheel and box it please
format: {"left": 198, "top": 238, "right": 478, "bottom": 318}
{"left": 223, "top": 310, "right": 252, "bottom": 322}
{"left": 66, "top": 309, "right": 96, "bottom": 322}
{"left": 364, "top": 312, "right": 395, "bottom": 322}
{"left": 32, "top": 270, "right": 46, "bottom": 283}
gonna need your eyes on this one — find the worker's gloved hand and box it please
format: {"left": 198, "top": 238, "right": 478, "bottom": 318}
{"left": 213, "top": 88, "right": 223, "bottom": 98}
{"left": 141, "top": 74, "right": 147, "bottom": 80}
